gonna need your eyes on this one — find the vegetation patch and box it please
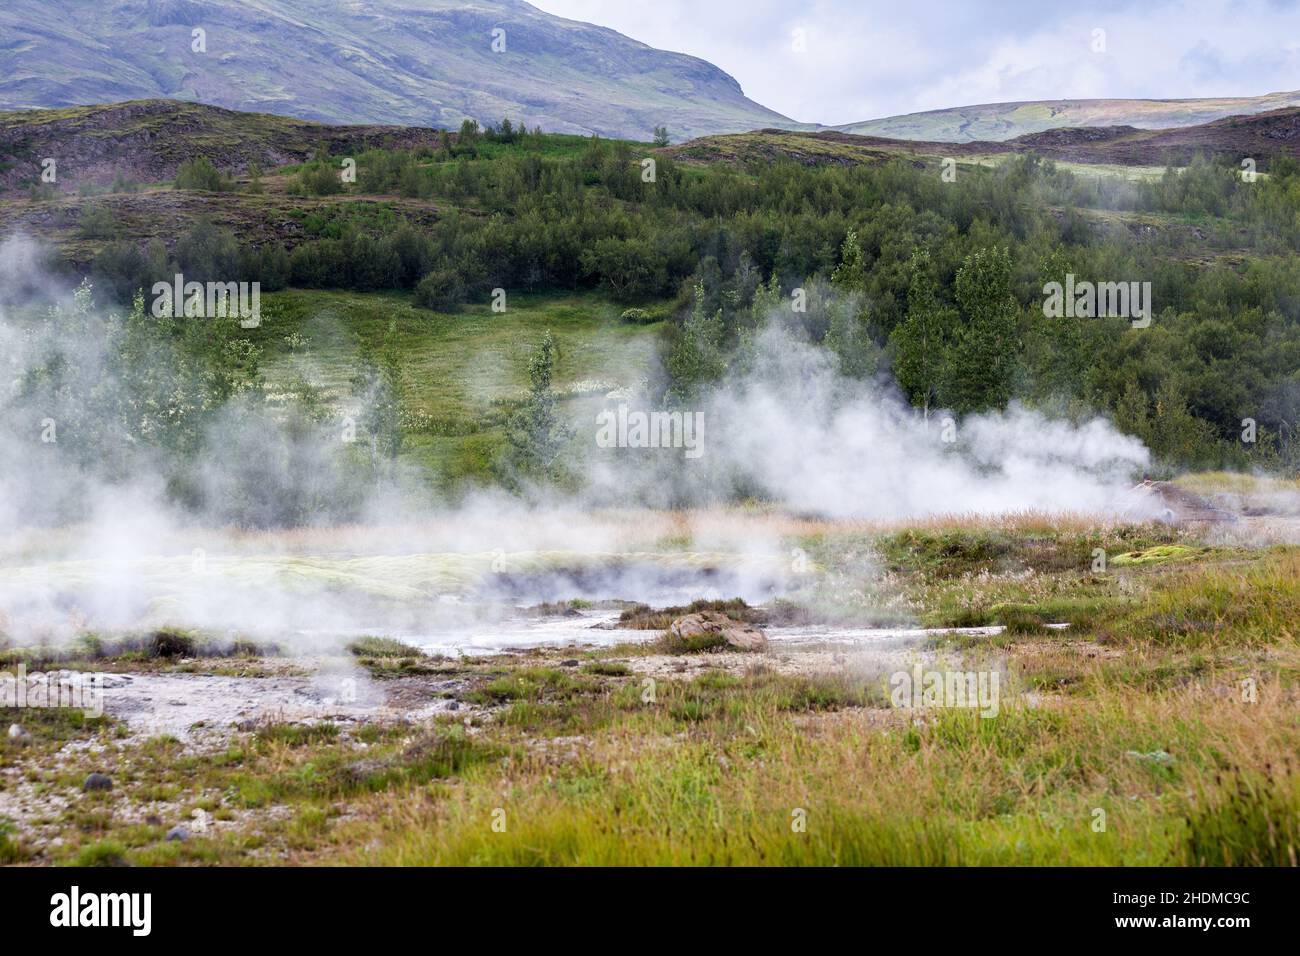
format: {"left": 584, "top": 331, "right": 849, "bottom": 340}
{"left": 618, "top": 597, "right": 764, "bottom": 630}
{"left": 1110, "top": 544, "right": 1205, "bottom": 566}
{"left": 347, "top": 636, "right": 424, "bottom": 658}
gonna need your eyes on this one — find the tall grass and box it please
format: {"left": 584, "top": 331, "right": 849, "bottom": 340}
{"left": 353, "top": 670, "right": 1298, "bottom": 865}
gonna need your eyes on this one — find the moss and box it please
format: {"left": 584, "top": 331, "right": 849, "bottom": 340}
{"left": 1110, "top": 545, "right": 1204, "bottom": 566}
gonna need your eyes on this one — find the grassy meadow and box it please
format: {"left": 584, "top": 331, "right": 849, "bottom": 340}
{"left": 248, "top": 288, "right": 667, "bottom": 485}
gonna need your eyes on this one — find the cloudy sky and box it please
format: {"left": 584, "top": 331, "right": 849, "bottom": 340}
{"left": 531, "top": 0, "right": 1300, "bottom": 125}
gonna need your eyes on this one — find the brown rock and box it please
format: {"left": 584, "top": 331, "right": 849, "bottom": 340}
{"left": 668, "top": 611, "right": 768, "bottom": 652}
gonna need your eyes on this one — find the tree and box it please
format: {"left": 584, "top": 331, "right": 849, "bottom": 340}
{"left": 503, "top": 331, "right": 574, "bottom": 482}
{"left": 891, "top": 250, "right": 953, "bottom": 419}
{"left": 666, "top": 281, "right": 726, "bottom": 402}
{"left": 943, "top": 246, "right": 1021, "bottom": 413}
{"left": 352, "top": 324, "right": 406, "bottom": 475}
{"left": 457, "top": 119, "right": 480, "bottom": 156}
{"left": 1148, "top": 376, "right": 1220, "bottom": 467}
{"left": 830, "top": 229, "right": 867, "bottom": 292}
{"left": 653, "top": 126, "right": 670, "bottom": 147}
{"left": 1113, "top": 378, "right": 1151, "bottom": 445}
{"left": 749, "top": 273, "right": 782, "bottom": 324}
{"left": 579, "top": 236, "right": 668, "bottom": 302}
{"left": 824, "top": 230, "right": 877, "bottom": 378}
{"left": 1024, "top": 246, "right": 1088, "bottom": 401}
{"left": 823, "top": 296, "right": 877, "bottom": 379}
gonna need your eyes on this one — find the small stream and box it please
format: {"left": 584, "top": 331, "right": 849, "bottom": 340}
{"left": 396, "top": 609, "right": 1013, "bottom": 657}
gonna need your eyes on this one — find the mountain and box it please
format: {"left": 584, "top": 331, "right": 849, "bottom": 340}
{"left": 0, "top": 0, "right": 792, "bottom": 142}
{"left": 835, "top": 91, "right": 1300, "bottom": 142}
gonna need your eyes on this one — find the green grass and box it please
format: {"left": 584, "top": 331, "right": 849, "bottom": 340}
{"left": 70, "top": 840, "right": 130, "bottom": 867}
{"left": 0, "top": 819, "right": 26, "bottom": 863}
{"left": 347, "top": 636, "right": 423, "bottom": 659}
{"left": 1090, "top": 549, "right": 1300, "bottom": 649}
{"left": 250, "top": 288, "right": 666, "bottom": 486}
{"left": 255, "top": 288, "right": 664, "bottom": 419}
{"left": 357, "top": 667, "right": 1298, "bottom": 865}
{"left": 0, "top": 706, "right": 112, "bottom": 757}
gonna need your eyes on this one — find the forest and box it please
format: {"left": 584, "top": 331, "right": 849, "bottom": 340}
{"left": 63, "top": 122, "right": 1300, "bottom": 475}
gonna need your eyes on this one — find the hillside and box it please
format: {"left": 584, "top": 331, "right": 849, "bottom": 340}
{"left": 667, "top": 108, "right": 1300, "bottom": 170}
{"left": 0, "top": 0, "right": 792, "bottom": 141}
{"left": 6, "top": 100, "right": 1298, "bottom": 270}
{"left": 836, "top": 91, "right": 1300, "bottom": 142}
{"left": 0, "top": 100, "right": 445, "bottom": 194}
{"left": 2, "top": 93, "right": 1298, "bottom": 480}
{"left": 12, "top": 98, "right": 1295, "bottom": 203}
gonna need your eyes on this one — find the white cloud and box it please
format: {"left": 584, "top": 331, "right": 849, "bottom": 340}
{"left": 530, "top": 0, "right": 1300, "bottom": 125}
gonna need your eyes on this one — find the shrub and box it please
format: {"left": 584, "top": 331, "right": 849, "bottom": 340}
{"left": 174, "top": 157, "right": 230, "bottom": 192}
{"left": 414, "top": 265, "right": 467, "bottom": 312}
{"left": 76, "top": 204, "right": 118, "bottom": 239}
{"left": 150, "top": 630, "right": 197, "bottom": 658}
{"left": 295, "top": 163, "right": 343, "bottom": 196}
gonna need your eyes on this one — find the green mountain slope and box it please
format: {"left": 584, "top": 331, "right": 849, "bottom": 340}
{"left": 0, "top": 0, "right": 792, "bottom": 141}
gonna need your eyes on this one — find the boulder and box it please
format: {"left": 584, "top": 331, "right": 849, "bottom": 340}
{"left": 668, "top": 611, "right": 768, "bottom": 651}
{"left": 7, "top": 724, "right": 30, "bottom": 743}
{"left": 83, "top": 772, "right": 113, "bottom": 792}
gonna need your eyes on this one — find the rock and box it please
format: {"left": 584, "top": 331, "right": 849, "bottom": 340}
{"left": 7, "top": 724, "right": 30, "bottom": 742}
{"left": 1122, "top": 480, "right": 1237, "bottom": 524}
{"left": 668, "top": 611, "right": 768, "bottom": 652}
{"left": 83, "top": 772, "right": 113, "bottom": 792}
{"left": 445, "top": 700, "right": 460, "bottom": 711}
{"left": 560, "top": 659, "right": 580, "bottom": 667}
{"left": 165, "top": 826, "right": 190, "bottom": 842}
{"left": 145, "top": 815, "right": 162, "bottom": 827}
{"left": 341, "top": 758, "right": 389, "bottom": 787}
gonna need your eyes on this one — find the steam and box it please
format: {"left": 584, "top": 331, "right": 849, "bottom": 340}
{"left": 581, "top": 325, "right": 1150, "bottom": 517}
{"left": 0, "top": 234, "right": 1162, "bottom": 647}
